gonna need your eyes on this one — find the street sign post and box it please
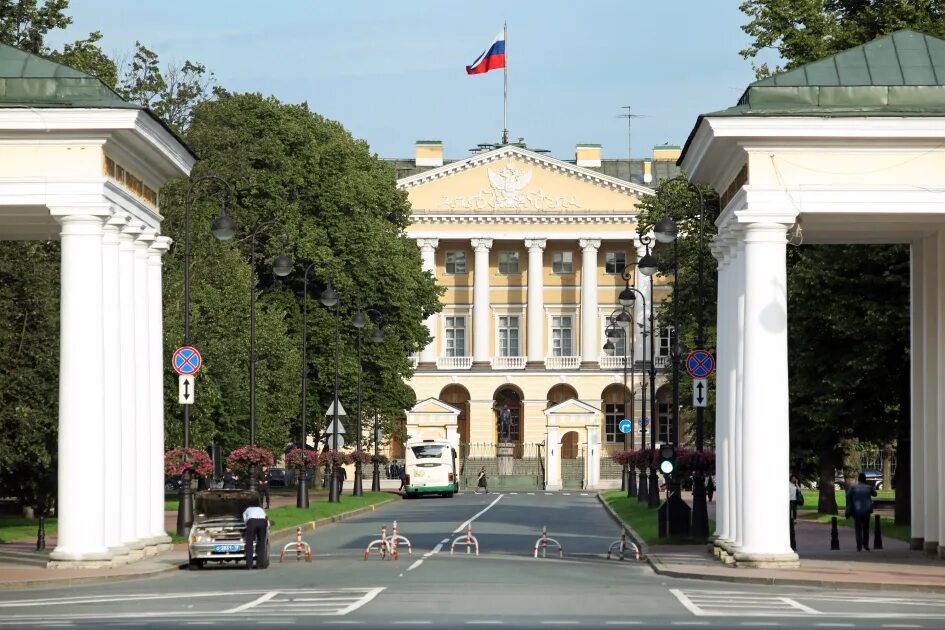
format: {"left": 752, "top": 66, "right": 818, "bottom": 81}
{"left": 693, "top": 377, "right": 708, "bottom": 407}
{"left": 618, "top": 418, "right": 633, "bottom": 434}
{"left": 686, "top": 349, "right": 715, "bottom": 379}
{"left": 172, "top": 346, "right": 202, "bottom": 376}
{"left": 178, "top": 375, "right": 194, "bottom": 405}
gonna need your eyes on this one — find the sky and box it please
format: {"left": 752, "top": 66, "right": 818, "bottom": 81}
{"left": 49, "top": 1, "right": 776, "bottom": 162}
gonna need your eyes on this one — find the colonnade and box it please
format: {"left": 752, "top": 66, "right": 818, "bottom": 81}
{"left": 50, "top": 209, "right": 171, "bottom": 566}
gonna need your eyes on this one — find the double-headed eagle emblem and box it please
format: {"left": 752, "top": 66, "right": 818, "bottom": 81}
{"left": 487, "top": 159, "right": 533, "bottom": 208}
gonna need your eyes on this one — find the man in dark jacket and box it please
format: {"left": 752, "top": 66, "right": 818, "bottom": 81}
{"left": 222, "top": 467, "right": 239, "bottom": 490}
{"left": 846, "top": 471, "right": 878, "bottom": 551}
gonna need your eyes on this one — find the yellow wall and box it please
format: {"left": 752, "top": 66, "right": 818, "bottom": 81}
{"left": 0, "top": 144, "right": 102, "bottom": 178}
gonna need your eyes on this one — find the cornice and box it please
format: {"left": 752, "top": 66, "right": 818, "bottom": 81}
{"left": 410, "top": 213, "right": 636, "bottom": 225}
{"left": 397, "top": 145, "right": 655, "bottom": 197}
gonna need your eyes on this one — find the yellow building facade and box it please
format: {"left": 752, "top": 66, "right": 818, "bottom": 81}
{"left": 397, "top": 144, "right": 676, "bottom": 489}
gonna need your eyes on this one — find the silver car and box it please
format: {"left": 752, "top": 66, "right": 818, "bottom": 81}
{"left": 187, "top": 490, "right": 270, "bottom": 569}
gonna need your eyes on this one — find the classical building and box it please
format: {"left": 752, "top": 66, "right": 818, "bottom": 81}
{"left": 393, "top": 141, "right": 682, "bottom": 489}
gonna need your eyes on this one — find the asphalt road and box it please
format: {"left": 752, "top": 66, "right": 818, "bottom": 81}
{"left": 1, "top": 491, "right": 945, "bottom": 629}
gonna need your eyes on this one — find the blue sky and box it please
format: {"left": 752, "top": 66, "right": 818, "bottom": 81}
{"left": 51, "top": 1, "right": 774, "bottom": 162}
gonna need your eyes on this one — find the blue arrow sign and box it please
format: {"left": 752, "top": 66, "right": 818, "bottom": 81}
{"left": 618, "top": 418, "right": 633, "bottom": 434}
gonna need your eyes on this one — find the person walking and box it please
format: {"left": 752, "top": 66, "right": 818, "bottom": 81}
{"left": 706, "top": 475, "right": 716, "bottom": 502}
{"left": 846, "top": 471, "right": 878, "bottom": 551}
{"left": 336, "top": 465, "right": 347, "bottom": 496}
{"left": 257, "top": 466, "right": 272, "bottom": 509}
{"left": 398, "top": 464, "right": 406, "bottom": 492}
{"left": 222, "top": 466, "right": 239, "bottom": 490}
{"left": 476, "top": 466, "right": 488, "bottom": 494}
{"left": 789, "top": 474, "right": 803, "bottom": 524}
{"left": 242, "top": 504, "right": 268, "bottom": 569}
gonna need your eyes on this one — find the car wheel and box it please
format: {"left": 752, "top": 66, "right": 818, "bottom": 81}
{"left": 444, "top": 492, "right": 454, "bottom": 498}
{"left": 188, "top": 558, "right": 204, "bottom": 570}
{"left": 259, "top": 540, "right": 270, "bottom": 569}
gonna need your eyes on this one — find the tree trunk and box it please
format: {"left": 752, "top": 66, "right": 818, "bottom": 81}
{"left": 817, "top": 442, "right": 839, "bottom": 515}
{"left": 881, "top": 442, "right": 893, "bottom": 491}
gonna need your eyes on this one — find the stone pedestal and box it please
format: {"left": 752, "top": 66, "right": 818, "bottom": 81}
{"left": 497, "top": 442, "right": 514, "bottom": 476}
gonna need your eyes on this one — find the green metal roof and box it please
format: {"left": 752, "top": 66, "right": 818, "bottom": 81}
{"left": 0, "top": 42, "right": 135, "bottom": 108}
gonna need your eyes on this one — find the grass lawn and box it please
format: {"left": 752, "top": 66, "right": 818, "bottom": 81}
{"left": 800, "top": 490, "right": 895, "bottom": 509}
{"left": 0, "top": 517, "right": 57, "bottom": 543}
{"left": 602, "top": 490, "right": 714, "bottom": 545}
{"left": 799, "top": 511, "right": 911, "bottom": 542}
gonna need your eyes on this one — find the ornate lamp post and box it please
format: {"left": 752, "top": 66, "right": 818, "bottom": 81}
{"left": 637, "top": 238, "right": 661, "bottom": 508}
{"left": 319, "top": 278, "right": 342, "bottom": 503}
{"left": 372, "top": 411, "right": 382, "bottom": 492}
{"left": 297, "top": 262, "right": 319, "bottom": 509}
{"left": 618, "top": 280, "right": 649, "bottom": 502}
{"left": 351, "top": 307, "right": 384, "bottom": 496}
{"left": 177, "top": 175, "right": 236, "bottom": 537}
{"left": 654, "top": 177, "right": 710, "bottom": 539}
{"left": 603, "top": 305, "right": 634, "bottom": 496}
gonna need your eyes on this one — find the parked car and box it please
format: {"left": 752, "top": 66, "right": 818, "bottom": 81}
{"left": 187, "top": 490, "right": 269, "bottom": 570}
{"left": 268, "top": 467, "right": 287, "bottom": 488}
{"left": 164, "top": 476, "right": 183, "bottom": 493}
{"left": 834, "top": 468, "right": 883, "bottom": 490}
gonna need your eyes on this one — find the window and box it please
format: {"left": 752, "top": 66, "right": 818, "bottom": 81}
{"left": 498, "top": 316, "right": 520, "bottom": 356}
{"left": 658, "top": 326, "right": 676, "bottom": 357}
{"left": 445, "top": 251, "right": 467, "bottom": 274}
{"left": 551, "top": 315, "right": 573, "bottom": 356}
{"left": 604, "top": 402, "right": 623, "bottom": 443}
{"left": 498, "top": 251, "right": 520, "bottom": 274}
{"left": 658, "top": 401, "right": 672, "bottom": 444}
{"left": 552, "top": 251, "right": 573, "bottom": 274}
{"left": 445, "top": 316, "right": 466, "bottom": 357}
{"left": 614, "top": 326, "right": 628, "bottom": 358}
{"left": 605, "top": 251, "right": 627, "bottom": 275}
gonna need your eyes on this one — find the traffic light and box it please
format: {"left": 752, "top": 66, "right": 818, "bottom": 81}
{"left": 658, "top": 444, "right": 676, "bottom": 476}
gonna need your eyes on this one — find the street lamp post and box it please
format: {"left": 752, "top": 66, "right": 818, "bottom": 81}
{"left": 319, "top": 279, "right": 342, "bottom": 503}
{"left": 618, "top": 279, "right": 649, "bottom": 502}
{"left": 372, "top": 412, "right": 381, "bottom": 492}
{"left": 637, "top": 238, "right": 661, "bottom": 508}
{"left": 603, "top": 305, "right": 634, "bottom": 497}
{"left": 177, "top": 175, "right": 237, "bottom": 537}
{"left": 297, "top": 262, "right": 318, "bottom": 509}
{"left": 654, "top": 177, "right": 710, "bottom": 539}
{"left": 352, "top": 307, "right": 384, "bottom": 496}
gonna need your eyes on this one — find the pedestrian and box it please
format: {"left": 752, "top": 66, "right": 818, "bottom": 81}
{"left": 789, "top": 474, "right": 804, "bottom": 523}
{"left": 242, "top": 503, "right": 268, "bottom": 569}
{"left": 706, "top": 475, "right": 716, "bottom": 502}
{"left": 222, "top": 466, "right": 239, "bottom": 490}
{"left": 257, "top": 465, "right": 272, "bottom": 509}
{"left": 336, "top": 465, "right": 347, "bottom": 495}
{"left": 398, "top": 465, "right": 406, "bottom": 492}
{"left": 389, "top": 460, "right": 398, "bottom": 479}
{"left": 846, "top": 471, "right": 877, "bottom": 551}
{"left": 476, "top": 466, "right": 488, "bottom": 494}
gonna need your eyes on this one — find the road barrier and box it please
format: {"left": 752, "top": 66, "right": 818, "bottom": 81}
{"left": 533, "top": 525, "right": 563, "bottom": 558}
{"left": 450, "top": 524, "right": 479, "bottom": 555}
{"left": 873, "top": 514, "right": 883, "bottom": 550}
{"left": 606, "top": 530, "right": 640, "bottom": 561}
{"left": 279, "top": 527, "right": 313, "bottom": 562}
{"left": 390, "top": 520, "right": 412, "bottom": 556}
{"left": 364, "top": 525, "right": 394, "bottom": 560}
{"left": 830, "top": 517, "right": 840, "bottom": 550}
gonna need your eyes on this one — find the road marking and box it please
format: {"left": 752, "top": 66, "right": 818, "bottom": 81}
{"left": 604, "top": 623, "right": 642, "bottom": 626}
{"left": 540, "top": 622, "right": 579, "bottom": 625}
{"left": 580, "top": 493, "right": 589, "bottom": 496}
{"left": 672, "top": 623, "right": 710, "bottom": 626}
{"left": 782, "top": 598, "right": 820, "bottom": 614}
{"left": 545, "top": 493, "right": 552, "bottom": 495}
{"left": 815, "top": 625, "right": 854, "bottom": 628}
{"left": 440, "top": 538, "right": 451, "bottom": 544}
{"left": 393, "top": 622, "right": 431, "bottom": 625}
{"left": 453, "top": 493, "right": 504, "bottom": 533}
{"left": 562, "top": 493, "right": 571, "bottom": 495}
{"left": 223, "top": 591, "right": 278, "bottom": 614}
{"left": 407, "top": 559, "right": 422, "bottom": 571}
{"left": 528, "top": 492, "right": 535, "bottom": 495}
{"left": 466, "top": 622, "right": 504, "bottom": 625}
{"left": 881, "top": 625, "right": 921, "bottom": 628}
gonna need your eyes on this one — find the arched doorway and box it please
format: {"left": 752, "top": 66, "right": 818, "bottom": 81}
{"left": 655, "top": 384, "right": 673, "bottom": 445}
{"left": 561, "top": 430, "right": 580, "bottom": 459}
{"left": 493, "top": 386, "right": 524, "bottom": 451}
{"left": 546, "top": 383, "right": 578, "bottom": 408}
{"left": 440, "top": 384, "right": 470, "bottom": 445}
{"left": 601, "top": 383, "right": 631, "bottom": 449}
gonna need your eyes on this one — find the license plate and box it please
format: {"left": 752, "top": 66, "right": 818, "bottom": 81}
{"left": 212, "top": 544, "right": 241, "bottom": 553}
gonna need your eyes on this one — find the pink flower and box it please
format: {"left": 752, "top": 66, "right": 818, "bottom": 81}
{"left": 164, "top": 447, "right": 213, "bottom": 477}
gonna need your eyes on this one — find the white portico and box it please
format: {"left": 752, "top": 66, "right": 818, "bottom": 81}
{"left": 681, "top": 30, "right": 945, "bottom": 565}
{"left": 0, "top": 44, "right": 194, "bottom": 566}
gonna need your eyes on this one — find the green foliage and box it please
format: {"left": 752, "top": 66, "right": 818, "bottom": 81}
{"left": 0, "top": 0, "right": 70, "bottom": 54}
{"left": 49, "top": 30, "right": 117, "bottom": 87}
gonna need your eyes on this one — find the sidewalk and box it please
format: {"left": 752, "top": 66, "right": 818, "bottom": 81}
{"left": 603, "top": 492, "right": 945, "bottom": 593}
{"left": 0, "top": 479, "right": 403, "bottom": 590}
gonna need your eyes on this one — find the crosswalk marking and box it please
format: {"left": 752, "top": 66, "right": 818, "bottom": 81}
{"left": 671, "top": 590, "right": 821, "bottom": 617}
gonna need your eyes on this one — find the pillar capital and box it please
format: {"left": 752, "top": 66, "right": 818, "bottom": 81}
{"left": 579, "top": 238, "right": 601, "bottom": 252}
{"left": 524, "top": 238, "right": 547, "bottom": 252}
{"left": 416, "top": 238, "right": 439, "bottom": 251}
{"left": 149, "top": 236, "right": 172, "bottom": 258}
{"left": 742, "top": 222, "right": 790, "bottom": 245}
{"left": 471, "top": 238, "right": 493, "bottom": 252}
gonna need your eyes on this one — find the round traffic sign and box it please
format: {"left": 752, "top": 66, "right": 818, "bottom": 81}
{"left": 618, "top": 419, "right": 633, "bottom": 434}
{"left": 639, "top": 417, "right": 649, "bottom": 428}
{"left": 172, "top": 346, "right": 202, "bottom": 376}
{"left": 686, "top": 349, "right": 715, "bottom": 379}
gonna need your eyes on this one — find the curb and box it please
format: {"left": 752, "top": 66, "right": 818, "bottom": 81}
{"left": 596, "top": 492, "right": 650, "bottom": 560}
{"left": 268, "top": 495, "right": 399, "bottom": 542}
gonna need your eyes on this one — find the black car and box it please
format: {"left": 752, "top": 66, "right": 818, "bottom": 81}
{"left": 268, "top": 467, "right": 286, "bottom": 487}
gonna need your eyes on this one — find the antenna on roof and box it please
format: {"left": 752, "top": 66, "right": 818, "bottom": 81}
{"left": 617, "top": 105, "right": 648, "bottom": 160}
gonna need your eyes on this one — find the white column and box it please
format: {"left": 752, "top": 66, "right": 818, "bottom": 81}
{"left": 634, "top": 241, "right": 651, "bottom": 363}
{"left": 732, "top": 237, "right": 746, "bottom": 552}
{"left": 579, "top": 239, "right": 601, "bottom": 365}
{"left": 909, "top": 239, "right": 926, "bottom": 550}
{"left": 938, "top": 231, "right": 945, "bottom": 557}
{"left": 134, "top": 229, "right": 156, "bottom": 544}
{"left": 924, "top": 233, "right": 940, "bottom": 553}
{"left": 416, "top": 239, "right": 439, "bottom": 365}
{"left": 118, "top": 221, "right": 142, "bottom": 550}
{"left": 102, "top": 212, "right": 128, "bottom": 556}
{"left": 525, "top": 239, "right": 546, "bottom": 365}
{"left": 711, "top": 237, "right": 730, "bottom": 546}
{"left": 734, "top": 222, "right": 797, "bottom": 566}
{"left": 149, "top": 236, "right": 173, "bottom": 544}
{"left": 471, "top": 238, "right": 493, "bottom": 364}
{"left": 585, "top": 424, "right": 601, "bottom": 489}
{"left": 545, "top": 425, "right": 562, "bottom": 490}
{"left": 50, "top": 214, "right": 110, "bottom": 563}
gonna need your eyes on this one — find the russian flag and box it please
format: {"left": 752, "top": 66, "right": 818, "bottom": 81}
{"left": 466, "top": 30, "right": 505, "bottom": 75}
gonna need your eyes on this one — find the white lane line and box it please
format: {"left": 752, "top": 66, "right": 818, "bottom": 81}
{"left": 540, "top": 622, "right": 579, "bottom": 625}
{"left": 605, "top": 623, "right": 643, "bottom": 626}
{"left": 453, "top": 493, "right": 504, "bottom": 533}
{"left": 562, "top": 493, "right": 571, "bottom": 496}
{"left": 223, "top": 591, "right": 278, "bottom": 614}
{"left": 781, "top": 598, "right": 821, "bottom": 614}
{"left": 466, "top": 622, "right": 505, "bottom": 625}
{"left": 440, "top": 538, "right": 451, "bottom": 544}
{"left": 669, "top": 589, "right": 705, "bottom": 617}
{"left": 545, "top": 492, "right": 552, "bottom": 495}
{"left": 336, "top": 587, "right": 385, "bottom": 616}
{"left": 815, "top": 625, "right": 854, "bottom": 628}
{"left": 424, "top": 543, "right": 444, "bottom": 557}
{"left": 393, "top": 622, "right": 431, "bottom": 625}
{"left": 881, "top": 626, "right": 921, "bottom": 629}
{"left": 528, "top": 493, "right": 535, "bottom": 495}
{"left": 407, "top": 559, "right": 423, "bottom": 571}
{"left": 743, "top": 624, "right": 780, "bottom": 627}
{"left": 672, "top": 623, "right": 711, "bottom": 626}
{"left": 580, "top": 493, "right": 589, "bottom": 496}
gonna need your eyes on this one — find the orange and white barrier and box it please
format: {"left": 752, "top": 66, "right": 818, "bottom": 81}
{"left": 390, "top": 520, "right": 412, "bottom": 556}
{"left": 364, "top": 525, "right": 394, "bottom": 560}
{"left": 279, "top": 527, "right": 313, "bottom": 562}
{"left": 450, "top": 523, "right": 479, "bottom": 555}
{"left": 607, "top": 529, "right": 640, "bottom": 561}
{"left": 533, "top": 525, "right": 563, "bottom": 558}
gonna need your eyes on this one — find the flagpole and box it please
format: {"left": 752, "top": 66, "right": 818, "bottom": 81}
{"left": 502, "top": 21, "right": 508, "bottom": 145}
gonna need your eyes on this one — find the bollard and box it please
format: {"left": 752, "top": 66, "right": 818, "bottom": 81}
{"left": 533, "top": 525, "right": 563, "bottom": 558}
{"left": 36, "top": 513, "right": 46, "bottom": 551}
{"left": 363, "top": 525, "right": 392, "bottom": 560}
{"left": 279, "top": 526, "right": 313, "bottom": 562}
{"left": 873, "top": 514, "right": 883, "bottom": 550}
{"left": 607, "top": 529, "right": 640, "bottom": 561}
{"left": 830, "top": 516, "right": 840, "bottom": 550}
{"left": 449, "top": 523, "right": 479, "bottom": 555}
{"left": 390, "top": 519, "right": 412, "bottom": 556}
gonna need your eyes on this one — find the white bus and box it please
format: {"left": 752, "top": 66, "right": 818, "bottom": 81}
{"left": 403, "top": 439, "right": 458, "bottom": 498}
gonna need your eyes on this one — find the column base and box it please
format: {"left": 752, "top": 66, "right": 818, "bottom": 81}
{"left": 545, "top": 481, "right": 562, "bottom": 491}
{"left": 924, "top": 540, "right": 939, "bottom": 554}
{"left": 471, "top": 361, "right": 491, "bottom": 371}
{"left": 48, "top": 546, "right": 113, "bottom": 565}
{"left": 525, "top": 361, "right": 545, "bottom": 370}
{"left": 107, "top": 544, "right": 131, "bottom": 557}
{"left": 733, "top": 551, "right": 800, "bottom": 568}
{"left": 142, "top": 541, "right": 174, "bottom": 557}
{"left": 909, "top": 537, "right": 925, "bottom": 551}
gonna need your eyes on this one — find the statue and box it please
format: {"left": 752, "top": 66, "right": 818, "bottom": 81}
{"left": 498, "top": 406, "right": 512, "bottom": 444}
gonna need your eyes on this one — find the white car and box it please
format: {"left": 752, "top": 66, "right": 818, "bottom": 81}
{"left": 187, "top": 490, "right": 270, "bottom": 569}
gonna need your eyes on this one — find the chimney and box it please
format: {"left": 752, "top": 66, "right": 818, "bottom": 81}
{"left": 415, "top": 140, "right": 444, "bottom": 167}
{"left": 643, "top": 160, "right": 653, "bottom": 184}
{"left": 652, "top": 144, "right": 681, "bottom": 163}
{"left": 575, "top": 143, "right": 602, "bottom": 167}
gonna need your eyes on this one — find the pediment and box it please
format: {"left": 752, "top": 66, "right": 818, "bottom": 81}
{"left": 406, "top": 397, "right": 461, "bottom": 416}
{"left": 544, "top": 398, "right": 600, "bottom": 416}
{"left": 398, "top": 145, "right": 651, "bottom": 214}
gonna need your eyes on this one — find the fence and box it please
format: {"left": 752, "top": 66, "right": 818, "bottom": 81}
{"left": 460, "top": 442, "right": 544, "bottom": 460}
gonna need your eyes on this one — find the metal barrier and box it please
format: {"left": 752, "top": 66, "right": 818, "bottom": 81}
{"left": 606, "top": 530, "right": 640, "bottom": 561}
{"left": 279, "top": 527, "right": 313, "bottom": 562}
{"left": 533, "top": 525, "right": 563, "bottom": 558}
{"left": 450, "top": 524, "right": 479, "bottom": 555}
{"left": 390, "top": 520, "right": 412, "bottom": 556}
{"left": 364, "top": 525, "right": 394, "bottom": 560}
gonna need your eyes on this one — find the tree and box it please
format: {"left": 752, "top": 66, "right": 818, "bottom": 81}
{"left": 49, "top": 30, "right": 117, "bottom": 87}
{"left": 0, "top": 0, "right": 70, "bottom": 54}
{"left": 158, "top": 92, "right": 441, "bottom": 459}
